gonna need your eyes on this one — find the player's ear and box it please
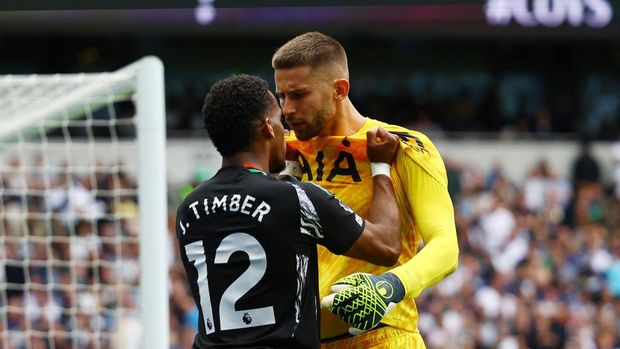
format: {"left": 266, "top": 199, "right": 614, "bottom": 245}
{"left": 334, "top": 79, "right": 349, "bottom": 101}
{"left": 261, "top": 117, "right": 275, "bottom": 139}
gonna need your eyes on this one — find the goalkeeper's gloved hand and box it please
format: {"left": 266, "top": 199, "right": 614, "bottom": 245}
{"left": 320, "top": 272, "right": 405, "bottom": 336}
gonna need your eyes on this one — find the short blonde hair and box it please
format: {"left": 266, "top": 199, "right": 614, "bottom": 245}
{"left": 272, "top": 32, "right": 348, "bottom": 78}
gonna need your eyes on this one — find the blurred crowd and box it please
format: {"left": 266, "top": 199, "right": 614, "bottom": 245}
{"left": 416, "top": 142, "right": 620, "bottom": 349}
{"left": 1, "top": 155, "right": 142, "bottom": 349}
{"left": 2, "top": 135, "right": 620, "bottom": 349}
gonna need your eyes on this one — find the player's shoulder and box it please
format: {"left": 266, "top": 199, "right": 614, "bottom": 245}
{"left": 180, "top": 170, "right": 287, "bottom": 205}
{"left": 282, "top": 176, "right": 331, "bottom": 198}
{"left": 243, "top": 172, "right": 303, "bottom": 204}
{"left": 298, "top": 181, "right": 332, "bottom": 197}
{"left": 176, "top": 180, "right": 210, "bottom": 216}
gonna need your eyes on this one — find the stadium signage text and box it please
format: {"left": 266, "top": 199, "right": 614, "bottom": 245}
{"left": 485, "top": 0, "right": 613, "bottom": 27}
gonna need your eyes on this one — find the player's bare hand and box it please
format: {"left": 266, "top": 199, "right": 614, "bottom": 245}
{"left": 367, "top": 127, "right": 399, "bottom": 164}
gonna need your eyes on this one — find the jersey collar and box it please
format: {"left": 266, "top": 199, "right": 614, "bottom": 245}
{"left": 243, "top": 163, "right": 267, "bottom": 175}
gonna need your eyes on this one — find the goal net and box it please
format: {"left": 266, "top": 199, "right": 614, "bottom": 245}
{"left": 0, "top": 57, "right": 168, "bottom": 349}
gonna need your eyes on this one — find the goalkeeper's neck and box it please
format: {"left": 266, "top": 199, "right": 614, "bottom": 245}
{"left": 319, "top": 98, "right": 366, "bottom": 137}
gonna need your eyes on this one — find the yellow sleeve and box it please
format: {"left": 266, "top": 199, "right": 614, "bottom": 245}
{"left": 389, "top": 145, "right": 459, "bottom": 299}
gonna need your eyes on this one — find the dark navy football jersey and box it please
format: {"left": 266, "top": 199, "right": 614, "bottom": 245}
{"left": 176, "top": 164, "right": 365, "bottom": 349}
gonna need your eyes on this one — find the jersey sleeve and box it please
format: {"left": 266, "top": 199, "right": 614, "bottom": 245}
{"left": 389, "top": 137, "right": 459, "bottom": 299}
{"left": 294, "top": 182, "right": 365, "bottom": 255}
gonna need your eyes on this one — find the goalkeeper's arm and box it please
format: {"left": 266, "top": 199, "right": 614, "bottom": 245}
{"left": 322, "top": 136, "right": 459, "bottom": 335}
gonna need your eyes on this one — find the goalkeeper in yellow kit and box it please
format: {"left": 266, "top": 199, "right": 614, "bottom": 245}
{"left": 273, "top": 32, "right": 459, "bottom": 348}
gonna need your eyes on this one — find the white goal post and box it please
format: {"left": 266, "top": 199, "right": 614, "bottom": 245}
{"left": 0, "top": 57, "right": 168, "bottom": 349}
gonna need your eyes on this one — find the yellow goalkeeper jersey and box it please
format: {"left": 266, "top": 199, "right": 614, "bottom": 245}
{"left": 286, "top": 118, "right": 459, "bottom": 340}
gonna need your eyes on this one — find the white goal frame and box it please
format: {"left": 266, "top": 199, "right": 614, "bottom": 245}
{"left": 134, "top": 57, "right": 169, "bottom": 349}
{"left": 0, "top": 56, "right": 169, "bottom": 349}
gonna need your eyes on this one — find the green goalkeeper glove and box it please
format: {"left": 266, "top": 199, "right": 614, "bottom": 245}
{"left": 320, "top": 272, "right": 405, "bottom": 336}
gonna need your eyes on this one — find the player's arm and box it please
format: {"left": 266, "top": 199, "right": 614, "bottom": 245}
{"left": 297, "top": 127, "right": 401, "bottom": 267}
{"left": 343, "top": 127, "right": 401, "bottom": 266}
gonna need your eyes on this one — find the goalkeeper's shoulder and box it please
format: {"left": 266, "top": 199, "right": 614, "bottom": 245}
{"left": 375, "top": 121, "right": 448, "bottom": 186}
{"left": 369, "top": 120, "right": 442, "bottom": 157}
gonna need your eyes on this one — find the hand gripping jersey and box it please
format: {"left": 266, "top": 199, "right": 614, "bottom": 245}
{"left": 176, "top": 164, "right": 365, "bottom": 349}
{"left": 286, "top": 118, "right": 459, "bottom": 340}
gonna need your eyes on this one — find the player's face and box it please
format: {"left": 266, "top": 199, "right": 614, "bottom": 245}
{"left": 274, "top": 66, "right": 335, "bottom": 141}
{"left": 267, "top": 94, "right": 287, "bottom": 173}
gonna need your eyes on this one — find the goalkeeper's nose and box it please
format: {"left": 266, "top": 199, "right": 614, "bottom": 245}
{"left": 281, "top": 99, "right": 296, "bottom": 118}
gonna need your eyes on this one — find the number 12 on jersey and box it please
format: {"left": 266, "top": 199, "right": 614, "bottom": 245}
{"left": 185, "top": 233, "right": 276, "bottom": 334}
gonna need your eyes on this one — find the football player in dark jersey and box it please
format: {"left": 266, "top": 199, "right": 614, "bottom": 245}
{"left": 176, "top": 74, "right": 401, "bottom": 349}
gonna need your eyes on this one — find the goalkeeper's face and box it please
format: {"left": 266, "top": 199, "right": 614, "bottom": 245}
{"left": 266, "top": 94, "right": 287, "bottom": 173}
{"left": 275, "top": 65, "right": 336, "bottom": 141}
